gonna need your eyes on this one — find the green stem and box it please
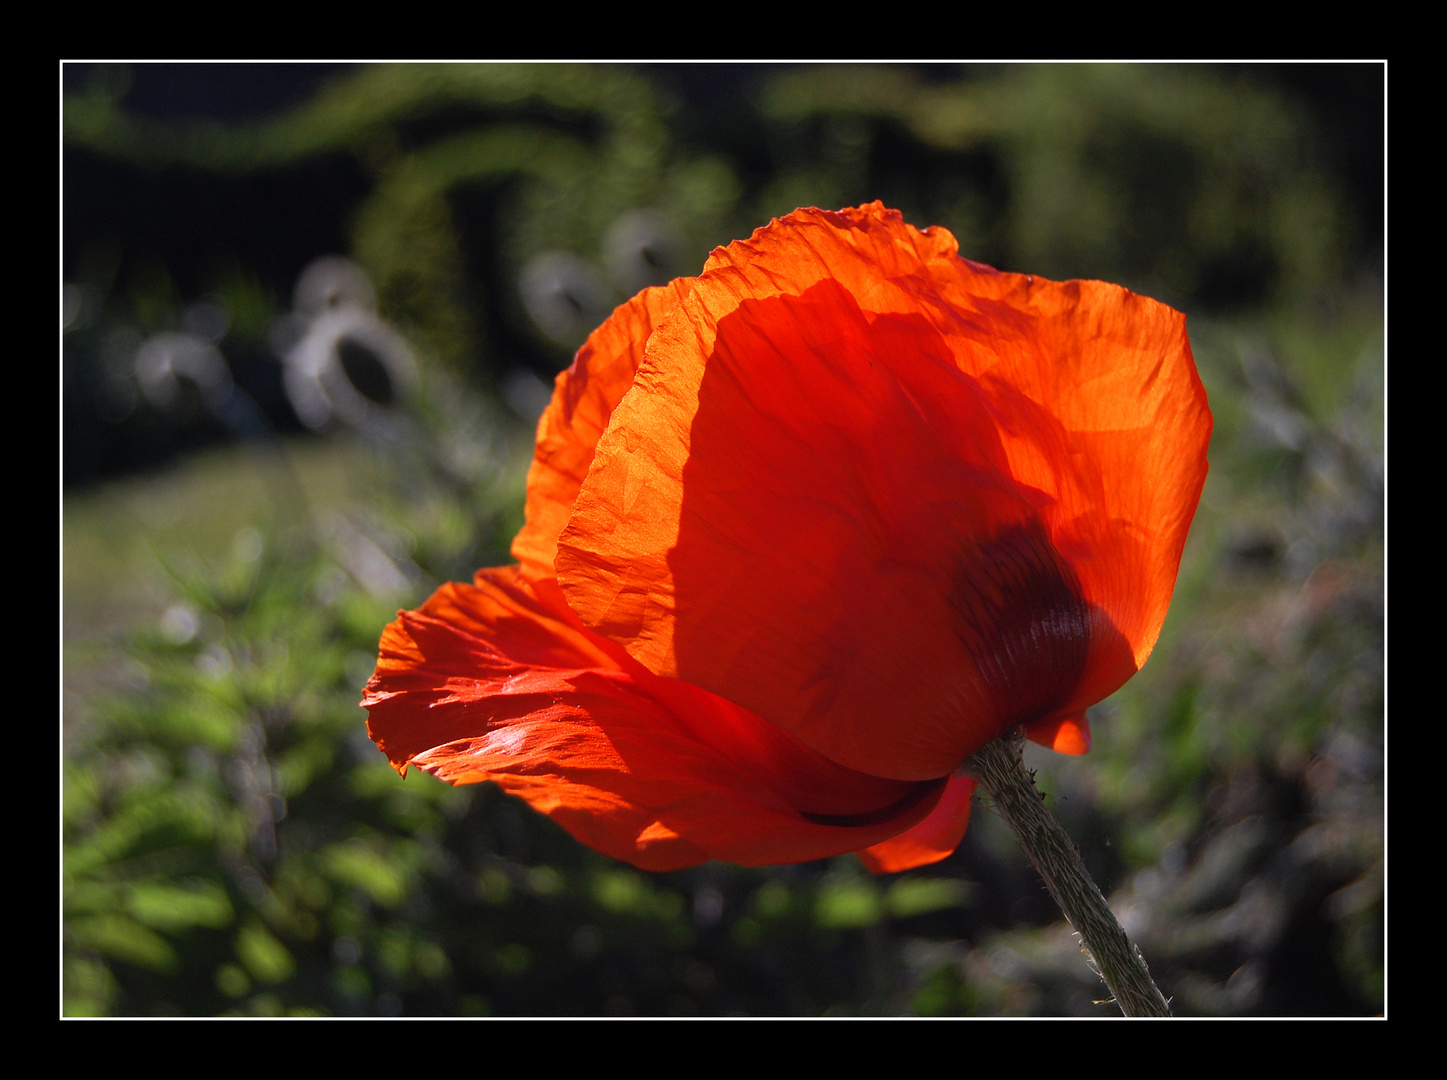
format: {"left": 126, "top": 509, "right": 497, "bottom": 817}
{"left": 964, "top": 732, "right": 1171, "bottom": 1017}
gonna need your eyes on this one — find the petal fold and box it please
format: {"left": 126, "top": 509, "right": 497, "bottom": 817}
{"left": 513, "top": 279, "right": 694, "bottom": 580}
{"left": 557, "top": 203, "right": 1210, "bottom": 781}
{"left": 363, "top": 567, "right": 952, "bottom": 870}
{"left": 857, "top": 774, "right": 977, "bottom": 874}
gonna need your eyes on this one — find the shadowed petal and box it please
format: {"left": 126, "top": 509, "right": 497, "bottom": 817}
{"left": 364, "top": 567, "right": 950, "bottom": 870}
{"left": 857, "top": 774, "right": 977, "bottom": 874}
{"left": 558, "top": 203, "right": 1209, "bottom": 780}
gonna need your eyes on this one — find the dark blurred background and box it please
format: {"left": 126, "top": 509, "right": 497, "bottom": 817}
{"left": 62, "top": 63, "right": 1384, "bottom": 1017}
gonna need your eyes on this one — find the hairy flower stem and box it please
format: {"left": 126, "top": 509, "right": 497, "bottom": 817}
{"left": 964, "top": 733, "right": 1172, "bottom": 1017}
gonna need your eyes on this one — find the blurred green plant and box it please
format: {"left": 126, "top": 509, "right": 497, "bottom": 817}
{"left": 64, "top": 367, "right": 996, "bottom": 1015}
{"left": 66, "top": 64, "right": 1370, "bottom": 385}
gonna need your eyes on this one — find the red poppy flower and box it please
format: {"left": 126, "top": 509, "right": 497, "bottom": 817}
{"left": 363, "top": 203, "right": 1211, "bottom": 874}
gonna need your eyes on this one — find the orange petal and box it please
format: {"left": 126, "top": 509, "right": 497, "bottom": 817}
{"left": 512, "top": 279, "right": 694, "bottom": 580}
{"left": 364, "top": 567, "right": 950, "bottom": 869}
{"left": 1024, "top": 711, "right": 1091, "bottom": 755}
{"left": 557, "top": 203, "right": 1210, "bottom": 780}
{"left": 857, "top": 774, "right": 977, "bottom": 874}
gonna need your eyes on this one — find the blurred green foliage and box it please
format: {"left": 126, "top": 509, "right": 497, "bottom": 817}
{"left": 64, "top": 63, "right": 1382, "bottom": 1015}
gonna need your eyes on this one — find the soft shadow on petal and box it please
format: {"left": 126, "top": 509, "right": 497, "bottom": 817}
{"left": 561, "top": 277, "right": 1128, "bottom": 780}
{"left": 558, "top": 204, "right": 1209, "bottom": 781}
{"left": 519, "top": 576, "right": 923, "bottom": 819}
{"left": 857, "top": 774, "right": 977, "bottom": 874}
{"left": 364, "top": 568, "right": 951, "bottom": 870}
